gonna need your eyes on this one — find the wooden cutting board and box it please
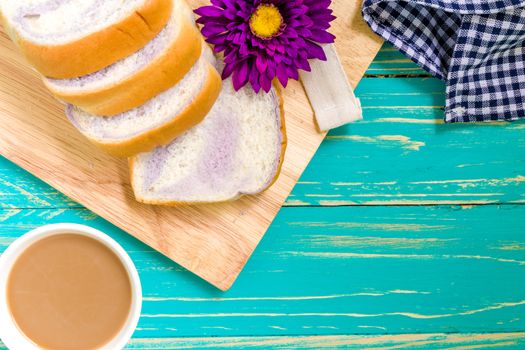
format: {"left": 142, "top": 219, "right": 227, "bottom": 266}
{"left": 0, "top": 0, "right": 382, "bottom": 290}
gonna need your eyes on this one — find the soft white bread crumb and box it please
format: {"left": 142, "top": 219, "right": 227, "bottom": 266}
{"left": 44, "top": 0, "right": 193, "bottom": 92}
{"left": 130, "top": 80, "right": 285, "bottom": 204}
{"left": 67, "top": 55, "right": 209, "bottom": 141}
{"left": 1, "top": 0, "right": 144, "bottom": 44}
{"left": 1, "top": 0, "right": 173, "bottom": 78}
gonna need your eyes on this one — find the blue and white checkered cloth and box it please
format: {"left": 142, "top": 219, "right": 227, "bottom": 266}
{"left": 362, "top": 0, "right": 525, "bottom": 122}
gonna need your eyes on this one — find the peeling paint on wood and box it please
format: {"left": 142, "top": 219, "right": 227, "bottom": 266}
{"left": 3, "top": 333, "right": 524, "bottom": 349}
{"left": 125, "top": 333, "right": 525, "bottom": 349}
{"left": 366, "top": 44, "right": 431, "bottom": 76}
{"left": 0, "top": 205, "right": 524, "bottom": 338}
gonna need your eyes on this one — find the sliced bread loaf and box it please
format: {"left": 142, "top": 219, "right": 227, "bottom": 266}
{"left": 0, "top": 0, "right": 172, "bottom": 78}
{"left": 66, "top": 48, "right": 221, "bottom": 157}
{"left": 44, "top": 0, "right": 201, "bottom": 116}
{"left": 129, "top": 80, "right": 287, "bottom": 205}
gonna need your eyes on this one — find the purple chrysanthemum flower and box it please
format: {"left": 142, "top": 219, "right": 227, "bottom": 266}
{"left": 195, "top": 0, "right": 336, "bottom": 93}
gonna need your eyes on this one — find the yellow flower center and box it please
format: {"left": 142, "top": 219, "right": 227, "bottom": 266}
{"left": 249, "top": 4, "right": 283, "bottom": 39}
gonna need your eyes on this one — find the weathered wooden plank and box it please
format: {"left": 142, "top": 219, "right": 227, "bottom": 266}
{"left": 287, "top": 78, "right": 525, "bottom": 206}
{"left": 2, "top": 333, "right": 525, "bottom": 349}
{"left": 0, "top": 156, "right": 77, "bottom": 208}
{"left": 123, "top": 333, "right": 525, "bottom": 349}
{"left": 1, "top": 333, "right": 525, "bottom": 349}
{"left": 1, "top": 205, "right": 524, "bottom": 337}
{"left": 365, "top": 43, "right": 430, "bottom": 76}
{"left": 1, "top": 77, "right": 524, "bottom": 208}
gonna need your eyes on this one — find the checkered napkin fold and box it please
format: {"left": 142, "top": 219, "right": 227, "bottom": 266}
{"left": 362, "top": 0, "right": 525, "bottom": 123}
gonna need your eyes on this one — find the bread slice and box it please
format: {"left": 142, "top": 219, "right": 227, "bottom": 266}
{"left": 44, "top": 0, "right": 201, "bottom": 116}
{"left": 0, "top": 0, "right": 172, "bottom": 78}
{"left": 66, "top": 49, "right": 221, "bottom": 157}
{"left": 129, "top": 80, "right": 287, "bottom": 205}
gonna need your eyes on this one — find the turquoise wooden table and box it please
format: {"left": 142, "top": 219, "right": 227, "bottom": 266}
{"left": 1, "top": 44, "right": 525, "bottom": 349}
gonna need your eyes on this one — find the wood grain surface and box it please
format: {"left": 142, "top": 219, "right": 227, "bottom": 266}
{"left": 124, "top": 333, "right": 525, "bottom": 349}
{"left": 0, "top": 0, "right": 382, "bottom": 290}
{"left": 1, "top": 333, "right": 525, "bottom": 349}
{"left": 2, "top": 204, "right": 524, "bottom": 338}
{"left": 1, "top": 44, "right": 524, "bottom": 348}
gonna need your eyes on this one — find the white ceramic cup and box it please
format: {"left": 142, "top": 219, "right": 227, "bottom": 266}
{"left": 0, "top": 223, "right": 142, "bottom": 350}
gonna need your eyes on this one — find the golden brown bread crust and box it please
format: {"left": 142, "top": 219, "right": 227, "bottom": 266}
{"left": 84, "top": 63, "right": 222, "bottom": 157}
{"left": 11, "top": 0, "right": 172, "bottom": 79}
{"left": 262, "top": 82, "right": 287, "bottom": 191}
{"left": 130, "top": 81, "right": 288, "bottom": 206}
{"left": 45, "top": 20, "right": 202, "bottom": 116}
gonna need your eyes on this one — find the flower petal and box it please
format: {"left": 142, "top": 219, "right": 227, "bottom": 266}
{"left": 201, "top": 23, "right": 227, "bottom": 37}
{"left": 232, "top": 60, "right": 250, "bottom": 90}
{"left": 276, "top": 64, "right": 289, "bottom": 87}
{"left": 286, "top": 65, "right": 299, "bottom": 80}
{"left": 211, "top": 0, "right": 226, "bottom": 7}
{"left": 222, "top": 62, "right": 237, "bottom": 79}
{"left": 194, "top": 6, "right": 223, "bottom": 17}
{"left": 207, "top": 32, "right": 229, "bottom": 45}
{"left": 260, "top": 71, "right": 272, "bottom": 92}
{"left": 249, "top": 67, "right": 262, "bottom": 92}
{"left": 305, "top": 40, "right": 327, "bottom": 60}
{"left": 256, "top": 55, "right": 268, "bottom": 73}
{"left": 309, "top": 29, "right": 336, "bottom": 44}
{"left": 196, "top": 0, "right": 336, "bottom": 94}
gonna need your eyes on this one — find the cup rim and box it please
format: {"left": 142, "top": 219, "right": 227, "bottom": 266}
{"left": 0, "top": 223, "right": 142, "bottom": 350}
